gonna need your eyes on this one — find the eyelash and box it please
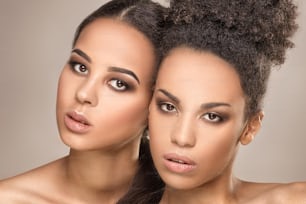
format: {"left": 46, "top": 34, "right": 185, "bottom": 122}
{"left": 156, "top": 100, "right": 225, "bottom": 123}
{"left": 107, "top": 78, "right": 130, "bottom": 92}
{"left": 69, "top": 60, "right": 132, "bottom": 92}
{"left": 157, "top": 101, "right": 177, "bottom": 114}
{"left": 69, "top": 61, "right": 88, "bottom": 75}
{"left": 202, "top": 113, "right": 224, "bottom": 123}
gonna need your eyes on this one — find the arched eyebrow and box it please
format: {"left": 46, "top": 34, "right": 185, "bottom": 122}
{"left": 157, "top": 89, "right": 180, "bottom": 104}
{"left": 201, "top": 102, "right": 231, "bottom": 110}
{"left": 72, "top": 48, "right": 91, "bottom": 63}
{"left": 71, "top": 49, "right": 139, "bottom": 84}
{"left": 108, "top": 67, "right": 140, "bottom": 84}
{"left": 157, "top": 89, "right": 231, "bottom": 109}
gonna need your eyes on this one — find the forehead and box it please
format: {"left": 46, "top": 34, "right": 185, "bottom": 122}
{"left": 157, "top": 47, "right": 245, "bottom": 105}
{"left": 76, "top": 17, "right": 153, "bottom": 50}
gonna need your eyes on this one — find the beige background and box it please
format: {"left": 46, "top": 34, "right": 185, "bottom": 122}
{"left": 0, "top": 0, "right": 305, "bottom": 182}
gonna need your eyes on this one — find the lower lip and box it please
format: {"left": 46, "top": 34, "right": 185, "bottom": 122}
{"left": 64, "top": 115, "right": 91, "bottom": 134}
{"left": 163, "top": 158, "right": 196, "bottom": 174}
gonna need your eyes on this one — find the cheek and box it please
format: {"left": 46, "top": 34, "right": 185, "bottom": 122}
{"left": 148, "top": 109, "right": 171, "bottom": 153}
{"left": 56, "top": 71, "right": 68, "bottom": 111}
{"left": 196, "top": 124, "right": 241, "bottom": 167}
{"left": 115, "top": 99, "right": 148, "bottom": 124}
{"left": 93, "top": 92, "right": 151, "bottom": 132}
{"left": 56, "top": 70, "right": 75, "bottom": 111}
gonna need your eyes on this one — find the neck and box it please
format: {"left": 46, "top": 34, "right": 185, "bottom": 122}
{"left": 162, "top": 169, "right": 241, "bottom": 204}
{"left": 63, "top": 138, "right": 140, "bottom": 202}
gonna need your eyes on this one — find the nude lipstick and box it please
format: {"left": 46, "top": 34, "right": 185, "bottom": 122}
{"left": 64, "top": 111, "right": 91, "bottom": 134}
{"left": 163, "top": 153, "right": 197, "bottom": 174}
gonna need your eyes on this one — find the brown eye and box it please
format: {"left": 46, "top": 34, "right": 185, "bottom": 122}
{"left": 79, "top": 65, "right": 87, "bottom": 73}
{"left": 69, "top": 62, "right": 88, "bottom": 75}
{"left": 160, "top": 103, "right": 176, "bottom": 113}
{"left": 116, "top": 80, "right": 125, "bottom": 88}
{"left": 108, "top": 79, "right": 129, "bottom": 91}
{"left": 203, "top": 113, "right": 222, "bottom": 123}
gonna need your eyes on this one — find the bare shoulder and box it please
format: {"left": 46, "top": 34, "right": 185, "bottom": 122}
{"left": 0, "top": 158, "right": 67, "bottom": 204}
{"left": 272, "top": 182, "right": 306, "bottom": 203}
{"left": 238, "top": 180, "right": 306, "bottom": 204}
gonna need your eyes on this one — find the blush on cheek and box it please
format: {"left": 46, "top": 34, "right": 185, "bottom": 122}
{"left": 210, "top": 136, "right": 238, "bottom": 165}
{"left": 101, "top": 99, "right": 149, "bottom": 131}
{"left": 124, "top": 104, "right": 148, "bottom": 127}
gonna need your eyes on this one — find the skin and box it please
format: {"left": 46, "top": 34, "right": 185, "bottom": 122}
{"left": 0, "top": 18, "right": 156, "bottom": 204}
{"left": 149, "top": 47, "right": 306, "bottom": 204}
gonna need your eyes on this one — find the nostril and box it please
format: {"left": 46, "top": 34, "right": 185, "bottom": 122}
{"left": 84, "top": 100, "right": 92, "bottom": 105}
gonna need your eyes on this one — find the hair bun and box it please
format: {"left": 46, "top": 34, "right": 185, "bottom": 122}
{"left": 167, "top": 0, "right": 298, "bottom": 65}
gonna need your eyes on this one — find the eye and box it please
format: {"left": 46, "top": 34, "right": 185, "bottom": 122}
{"left": 202, "top": 113, "right": 223, "bottom": 123}
{"left": 159, "top": 102, "right": 177, "bottom": 113}
{"left": 108, "top": 79, "right": 129, "bottom": 91}
{"left": 69, "top": 61, "right": 88, "bottom": 75}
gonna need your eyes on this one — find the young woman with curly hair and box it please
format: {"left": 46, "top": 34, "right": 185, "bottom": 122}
{"left": 119, "top": 0, "right": 306, "bottom": 203}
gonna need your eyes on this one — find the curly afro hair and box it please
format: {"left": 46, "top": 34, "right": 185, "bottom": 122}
{"left": 161, "top": 0, "right": 298, "bottom": 117}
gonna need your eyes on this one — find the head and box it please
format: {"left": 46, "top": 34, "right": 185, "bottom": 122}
{"left": 149, "top": 0, "right": 297, "bottom": 190}
{"left": 56, "top": 0, "right": 165, "bottom": 152}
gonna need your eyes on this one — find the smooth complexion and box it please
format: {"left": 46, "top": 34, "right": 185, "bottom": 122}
{"left": 149, "top": 47, "right": 263, "bottom": 203}
{"left": 0, "top": 18, "right": 156, "bottom": 203}
{"left": 57, "top": 18, "right": 155, "bottom": 152}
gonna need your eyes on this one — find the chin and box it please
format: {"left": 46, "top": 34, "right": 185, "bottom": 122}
{"left": 160, "top": 173, "right": 199, "bottom": 191}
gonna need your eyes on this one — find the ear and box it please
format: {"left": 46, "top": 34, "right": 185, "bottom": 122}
{"left": 239, "top": 111, "right": 264, "bottom": 145}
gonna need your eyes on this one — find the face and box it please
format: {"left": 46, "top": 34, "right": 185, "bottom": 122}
{"left": 149, "top": 47, "right": 248, "bottom": 190}
{"left": 56, "top": 18, "right": 156, "bottom": 151}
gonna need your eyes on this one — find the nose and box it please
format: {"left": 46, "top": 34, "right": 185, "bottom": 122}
{"left": 76, "top": 79, "right": 98, "bottom": 106}
{"left": 170, "top": 115, "right": 196, "bottom": 148}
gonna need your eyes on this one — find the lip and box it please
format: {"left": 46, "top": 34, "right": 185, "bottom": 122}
{"left": 64, "top": 111, "right": 91, "bottom": 134}
{"left": 163, "top": 153, "right": 197, "bottom": 174}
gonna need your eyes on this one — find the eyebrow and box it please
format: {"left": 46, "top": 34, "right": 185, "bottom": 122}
{"left": 157, "top": 89, "right": 180, "bottom": 104}
{"left": 157, "top": 89, "right": 231, "bottom": 109}
{"left": 201, "top": 102, "right": 231, "bottom": 109}
{"left": 71, "top": 48, "right": 92, "bottom": 63}
{"left": 71, "top": 49, "right": 139, "bottom": 84}
{"left": 108, "top": 67, "right": 140, "bottom": 84}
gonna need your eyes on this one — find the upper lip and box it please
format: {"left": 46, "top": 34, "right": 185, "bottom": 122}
{"left": 67, "top": 110, "right": 91, "bottom": 126}
{"left": 164, "top": 153, "right": 196, "bottom": 165}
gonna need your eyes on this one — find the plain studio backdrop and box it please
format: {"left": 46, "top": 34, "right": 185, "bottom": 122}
{"left": 0, "top": 0, "right": 305, "bottom": 182}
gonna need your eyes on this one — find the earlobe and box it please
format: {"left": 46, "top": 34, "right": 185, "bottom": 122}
{"left": 239, "top": 131, "right": 254, "bottom": 145}
{"left": 239, "top": 111, "right": 264, "bottom": 145}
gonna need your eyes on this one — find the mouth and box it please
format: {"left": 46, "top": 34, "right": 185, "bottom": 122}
{"left": 67, "top": 111, "right": 91, "bottom": 126}
{"left": 163, "top": 153, "right": 196, "bottom": 173}
{"left": 64, "top": 111, "right": 91, "bottom": 134}
{"left": 167, "top": 158, "right": 191, "bottom": 164}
